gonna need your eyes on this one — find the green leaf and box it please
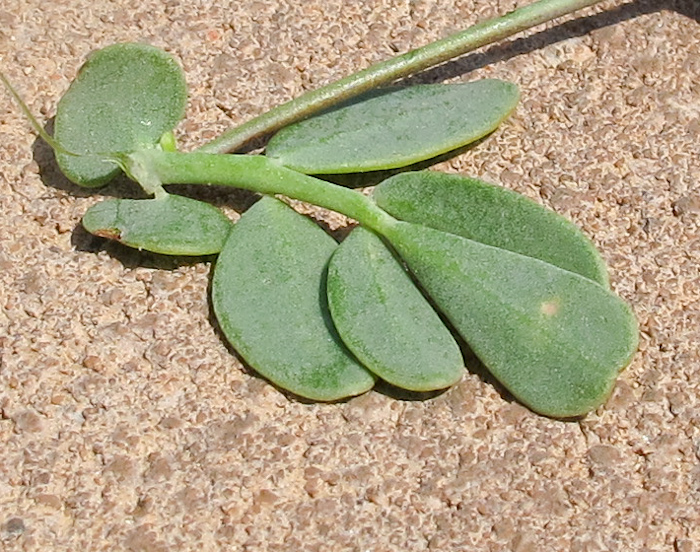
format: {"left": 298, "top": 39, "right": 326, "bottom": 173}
{"left": 385, "top": 221, "right": 638, "bottom": 418}
{"left": 265, "top": 80, "right": 519, "bottom": 174}
{"left": 327, "top": 226, "right": 463, "bottom": 391}
{"left": 82, "top": 194, "right": 233, "bottom": 255}
{"left": 212, "top": 197, "right": 375, "bottom": 401}
{"left": 54, "top": 43, "right": 187, "bottom": 187}
{"left": 374, "top": 171, "right": 609, "bottom": 286}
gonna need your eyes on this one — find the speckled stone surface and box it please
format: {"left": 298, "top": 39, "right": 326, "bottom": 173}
{"left": 1, "top": 1, "right": 699, "bottom": 550}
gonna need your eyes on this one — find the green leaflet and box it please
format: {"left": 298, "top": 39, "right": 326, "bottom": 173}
{"left": 82, "top": 194, "right": 233, "bottom": 255}
{"left": 374, "top": 171, "right": 609, "bottom": 286}
{"left": 327, "top": 226, "right": 463, "bottom": 391}
{"left": 212, "top": 197, "right": 375, "bottom": 401}
{"left": 384, "top": 221, "right": 638, "bottom": 418}
{"left": 265, "top": 80, "right": 519, "bottom": 174}
{"left": 54, "top": 43, "right": 187, "bottom": 187}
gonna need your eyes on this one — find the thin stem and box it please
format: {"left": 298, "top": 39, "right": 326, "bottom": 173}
{"left": 1, "top": 71, "right": 77, "bottom": 157}
{"left": 197, "top": 0, "right": 605, "bottom": 154}
{"left": 131, "top": 150, "right": 396, "bottom": 234}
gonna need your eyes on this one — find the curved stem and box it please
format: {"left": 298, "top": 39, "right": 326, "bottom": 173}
{"left": 129, "top": 150, "right": 396, "bottom": 234}
{"left": 197, "top": 0, "right": 604, "bottom": 154}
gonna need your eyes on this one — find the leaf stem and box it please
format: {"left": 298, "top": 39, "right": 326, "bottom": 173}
{"left": 130, "top": 150, "right": 396, "bottom": 234}
{"left": 197, "top": 0, "right": 605, "bottom": 154}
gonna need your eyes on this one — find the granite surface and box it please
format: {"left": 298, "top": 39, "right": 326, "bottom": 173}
{"left": 1, "top": 0, "right": 699, "bottom": 550}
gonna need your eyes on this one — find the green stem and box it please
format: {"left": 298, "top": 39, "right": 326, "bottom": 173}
{"left": 198, "top": 0, "right": 605, "bottom": 154}
{"left": 131, "top": 150, "right": 396, "bottom": 234}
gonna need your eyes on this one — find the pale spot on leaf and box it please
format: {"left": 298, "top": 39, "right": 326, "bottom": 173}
{"left": 540, "top": 298, "right": 560, "bottom": 317}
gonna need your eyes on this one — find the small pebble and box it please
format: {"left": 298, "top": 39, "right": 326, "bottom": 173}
{"left": 4, "top": 517, "right": 25, "bottom": 536}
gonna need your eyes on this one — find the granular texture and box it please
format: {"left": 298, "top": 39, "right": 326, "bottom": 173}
{"left": 1, "top": 1, "right": 699, "bottom": 550}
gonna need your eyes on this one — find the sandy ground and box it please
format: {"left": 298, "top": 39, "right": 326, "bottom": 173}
{"left": 1, "top": 0, "right": 699, "bottom": 550}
